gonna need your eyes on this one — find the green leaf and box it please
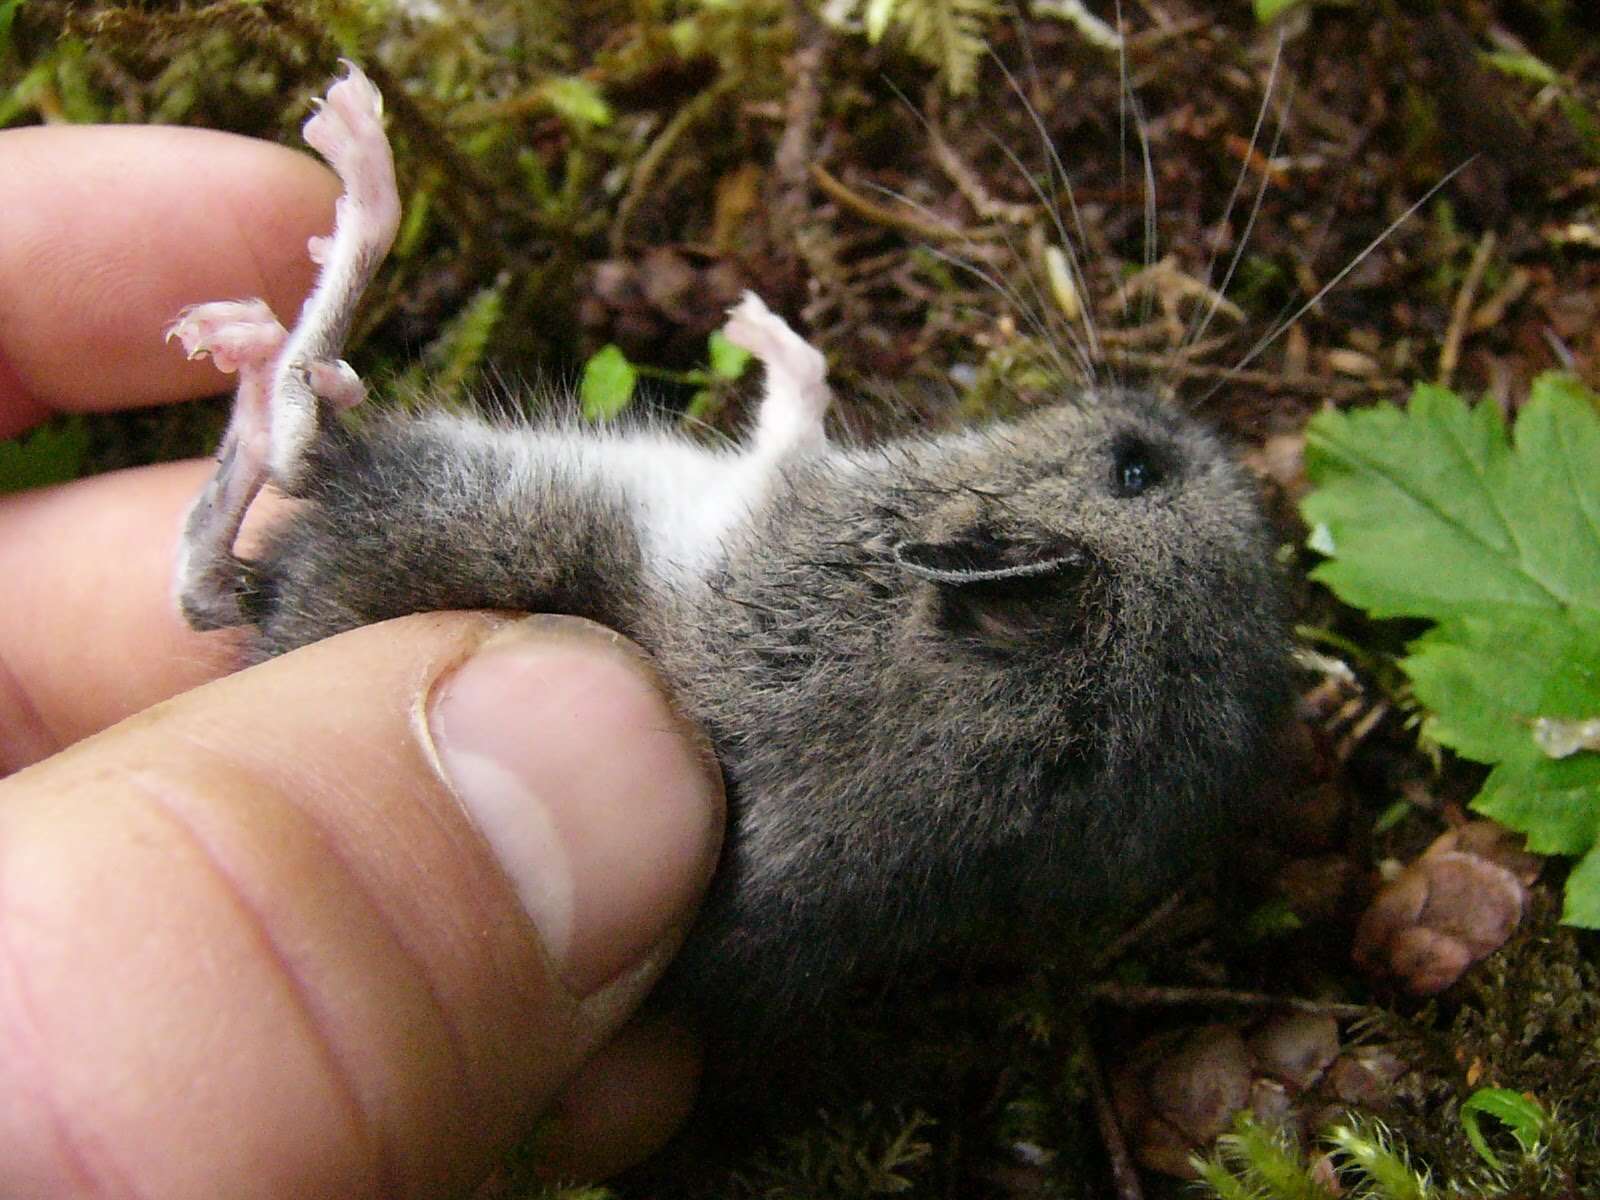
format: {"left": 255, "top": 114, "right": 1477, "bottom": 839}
{"left": 1254, "top": 0, "right": 1307, "bottom": 22}
{"left": 1482, "top": 49, "right": 1562, "bottom": 88}
{"left": 1404, "top": 610, "right": 1600, "bottom": 764}
{"left": 707, "top": 330, "right": 752, "bottom": 380}
{"left": 0, "top": 416, "right": 88, "bottom": 493}
{"left": 1301, "top": 374, "right": 1600, "bottom": 928}
{"left": 1562, "top": 842, "right": 1600, "bottom": 925}
{"left": 1460, "top": 1087, "right": 1549, "bottom": 1170}
{"left": 538, "top": 76, "right": 612, "bottom": 130}
{"left": 580, "top": 345, "right": 637, "bottom": 422}
{"left": 1474, "top": 758, "right": 1600, "bottom": 858}
{"left": 1303, "top": 385, "right": 1575, "bottom": 619}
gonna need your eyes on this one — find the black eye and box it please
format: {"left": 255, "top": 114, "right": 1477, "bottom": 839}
{"left": 1110, "top": 435, "right": 1165, "bottom": 498}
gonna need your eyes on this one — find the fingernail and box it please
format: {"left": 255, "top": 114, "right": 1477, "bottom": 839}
{"left": 425, "top": 616, "right": 723, "bottom": 997}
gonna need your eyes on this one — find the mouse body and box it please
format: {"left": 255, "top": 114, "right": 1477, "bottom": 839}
{"left": 171, "top": 66, "right": 1290, "bottom": 1045}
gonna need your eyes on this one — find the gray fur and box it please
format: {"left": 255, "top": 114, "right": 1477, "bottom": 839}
{"left": 244, "top": 388, "right": 1288, "bottom": 1044}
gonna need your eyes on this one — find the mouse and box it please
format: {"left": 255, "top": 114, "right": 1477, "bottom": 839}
{"left": 168, "top": 64, "right": 1291, "bottom": 1048}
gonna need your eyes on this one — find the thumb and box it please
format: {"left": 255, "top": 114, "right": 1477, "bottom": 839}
{"left": 0, "top": 613, "right": 723, "bottom": 1199}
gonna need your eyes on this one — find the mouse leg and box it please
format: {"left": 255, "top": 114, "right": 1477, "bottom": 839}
{"left": 168, "top": 301, "right": 288, "bottom": 629}
{"left": 170, "top": 63, "right": 399, "bottom": 630}
{"left": 721, "top": 291, "right": 832, "bottom": 459}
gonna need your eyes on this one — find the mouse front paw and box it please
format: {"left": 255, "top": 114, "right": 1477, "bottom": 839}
{"left": 166, "top": 300, "right": 288, "bottom": 374}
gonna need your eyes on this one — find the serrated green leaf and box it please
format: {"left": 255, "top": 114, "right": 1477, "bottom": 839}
{"left": 1301, "top": 374, "right": 1600, "bottom": 928}
{"left": 1562, "top": 842, "right": 1600, "bottom": 925}
{"left": 707, "top": 330, "right": 752, "bottom": 380}
{"left": 1474, "top": 758, "right": 1600, "bottom": 857}
{"left": 1303, "top": 384, "right": 1576, "bottom": 619}
{"left": 580, "top": 345, "right": 636, "bottom": 422}
{"left": 1405, "top": 611, "right": 1600, "bottom": 763}
{"left": 0, "top": 416, "right": 88, "bottom": 493}
{"left": 1460, "top": 1087, "right": 1549, "bottom": 1170}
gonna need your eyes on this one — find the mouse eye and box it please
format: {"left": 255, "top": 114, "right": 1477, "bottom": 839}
{"left": 1110, "top": 435, "right": 1165, "bottom": 498}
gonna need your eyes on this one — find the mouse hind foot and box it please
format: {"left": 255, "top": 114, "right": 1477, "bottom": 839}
{"left": 721, "top": 291, "right": 832, "bottom": 460}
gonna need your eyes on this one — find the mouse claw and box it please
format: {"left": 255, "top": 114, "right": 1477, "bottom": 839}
{"left": 166, "top": 300, "right": 287, "bottom": 374}
{"left": 302, "top": 62, "right": 398, "bottom": 234}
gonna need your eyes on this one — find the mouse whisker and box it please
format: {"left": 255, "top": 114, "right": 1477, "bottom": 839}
{"left": 1173, "top": 32, "right": 1290, "bottom": 381}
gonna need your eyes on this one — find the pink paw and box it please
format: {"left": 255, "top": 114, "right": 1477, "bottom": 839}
{"left": 722, "top": 292, "right": 828, "bottom": 414}
{"left": 166, "top": 300, "right": 287, "bottom": 374}
{"left": 303, "top": 62, "right": 397, "bottom": 222}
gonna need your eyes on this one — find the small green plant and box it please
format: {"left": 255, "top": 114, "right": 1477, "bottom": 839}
{"left": 1482, "top": 46, "right": 1600, "bottom": 164}
{"left": 1301, "top": 374, "right": 1600, "bottom": 927}
{"left": 1194, "top": 1113, "right": 1436, "bottom": 1200}
{"left": 830, "top": 0, "right": 1000, "bottom": 95}
{"left": 578, "top": 332, "right": 753, "bottom": 424}
{"left": 1459, "top": 1087, "right": 1551, "bottom": 1172}
{"left": 831, "top": 0, "right": 1125, "bottom": 95}
{"left": 1193, "top": 1113, "right": 1338, "bottom": 1199}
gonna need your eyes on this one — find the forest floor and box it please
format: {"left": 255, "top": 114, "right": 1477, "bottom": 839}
{"left": 4, "top": 1, "right": 1600, "bottom": 1196}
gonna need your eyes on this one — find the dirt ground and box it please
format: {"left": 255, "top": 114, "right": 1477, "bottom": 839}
{"left": 4, "top": 0, "right": 1599, "bottom": 1195}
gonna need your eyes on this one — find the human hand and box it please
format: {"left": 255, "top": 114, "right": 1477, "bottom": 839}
{"left": 0, "top": 124, "right": 723, "bottom": 1197}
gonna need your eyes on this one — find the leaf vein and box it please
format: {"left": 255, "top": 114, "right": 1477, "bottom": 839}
{"left": 1325, "top": 439, "right": 1565, "bottom": 609}
{"left": 1557, "top": 415, "right": 1600, "bottom": 576}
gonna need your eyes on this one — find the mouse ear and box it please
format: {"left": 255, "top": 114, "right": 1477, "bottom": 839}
{"left": 892, "top": 534, "right": 1083, "bottom": 585}
{"left": 894, "top": 531, "right": 1090, "bottom": 652}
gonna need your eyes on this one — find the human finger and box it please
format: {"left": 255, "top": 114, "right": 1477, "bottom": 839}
{"left": 0, "top": 613, "right": 724, "bottom": 1198}
{"left": 0, "top": 123, "right": 338, "bottom": 436}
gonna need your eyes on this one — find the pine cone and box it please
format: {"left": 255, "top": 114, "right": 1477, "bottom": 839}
{"left": 1353, "top": 820, "right": 1542, "bottom": 995}
{"left": 1111, "top": 1014, "right": 1404, "bottom": 1179}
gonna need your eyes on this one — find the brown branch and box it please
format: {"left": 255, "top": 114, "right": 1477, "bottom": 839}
{"left": 770, "top": 0, "right": 827, "bottom": 244}
{"left": 1437, "top": 229, "right": 1497, "bottom": 388}
{"left": 1090, "top": 982, "right": 1373, "bottom": 1020}
{"left": 1077, "top": 1022, "right": 1145, "bottom": 1200}
{"left": 810, "top": 163, "right": 1002, "bottom": 244}
{"left": 1106, "top": 351, "right": 1402, "bottom": 400}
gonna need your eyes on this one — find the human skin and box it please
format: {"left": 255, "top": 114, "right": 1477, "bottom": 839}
{"left": 0, "top": 124, "right": 723, "bottom": 1197}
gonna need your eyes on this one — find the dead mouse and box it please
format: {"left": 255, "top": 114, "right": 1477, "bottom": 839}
{"left": 168, "top": 65, "right": 1290, "bottom": 1048}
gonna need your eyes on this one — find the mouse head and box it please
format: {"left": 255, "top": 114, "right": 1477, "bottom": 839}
{"left": 885, "top": 390, "right": 1289, "bottom": 885}
{"left": 891, "top": 390, "right": 1281, "bottom": 666}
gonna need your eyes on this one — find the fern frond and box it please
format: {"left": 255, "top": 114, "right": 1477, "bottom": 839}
{"left": 891, "top": 0, "right": 996, "bottom": 95}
